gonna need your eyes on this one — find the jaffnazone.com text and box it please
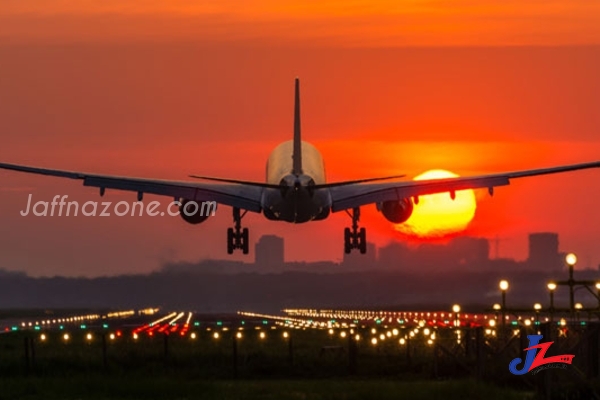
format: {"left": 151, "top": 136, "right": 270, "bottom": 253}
{"left": 19, "top": 194, "right": 217, "bottom": 218}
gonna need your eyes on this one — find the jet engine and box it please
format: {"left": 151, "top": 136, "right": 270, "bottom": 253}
{"left": 179, "top": 199, "right": 214, "bottom": 224}
{"left": 378, "top": 198, "right": 414, "bottom": 224}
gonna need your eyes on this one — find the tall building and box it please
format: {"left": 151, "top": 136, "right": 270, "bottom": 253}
{"left": 255, "top": 235, "right": 284, "bottom": 270}
{"left": 528, "top": 232, "right": 561, "bottom": 271}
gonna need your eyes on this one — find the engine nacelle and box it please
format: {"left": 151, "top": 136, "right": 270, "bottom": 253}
{"left": 179, "top": 199, "right": 215, "bottom": 225}
{"left": 378, "top": 198, "right": 414, "bottom": 224}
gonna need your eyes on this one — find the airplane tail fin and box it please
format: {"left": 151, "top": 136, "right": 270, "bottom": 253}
{"left": 293, "top": 78, "right": 303, "bottom": 176}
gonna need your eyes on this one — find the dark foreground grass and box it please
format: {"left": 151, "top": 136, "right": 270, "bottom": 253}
{"left": 0, "top": 377, "right": 533, "bottom": 400}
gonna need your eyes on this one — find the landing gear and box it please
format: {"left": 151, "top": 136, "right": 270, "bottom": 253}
{"left": 227, "top": 208, "right": 249, "bottom": 254}
{"left": 344, "top": 207, "right": 367, "bottom": 254}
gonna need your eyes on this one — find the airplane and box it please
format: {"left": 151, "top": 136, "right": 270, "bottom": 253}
{"left": 1, "top": 78, "right": 600, "bottom": 255}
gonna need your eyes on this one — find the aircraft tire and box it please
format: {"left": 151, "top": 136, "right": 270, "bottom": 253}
{"left": 242, "top": 228, "right": 249, "bottom": 254}
{"left": 359, "top": 227, "right": 367, "bottom": 254}
{"left": 227, "top": 228, "right": 234, "bottom": 254}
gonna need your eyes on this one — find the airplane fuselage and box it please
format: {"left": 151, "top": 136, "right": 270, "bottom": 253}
{"left": 261, "top": 140, "right": 331, "bottom": 223}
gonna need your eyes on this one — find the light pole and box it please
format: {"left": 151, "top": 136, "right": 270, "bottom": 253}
{"left": 534, "top": 303, "right": 542, "bottom": 326}
{"left": 566, "top": 253, "right": 577, "bottom": 315}
{"left": 547, "top": 282, "right": 557, "bottom": 323}
{"left": 575, "top": 302, "right": 583, "bottom": 322}
{"left": 493, "top": 303, "right": 501, "bottom": 322}
{"left": 499, "top": 280, "right": 509, "bottom": 327}
{"left": 596, "top": 283, "right": 600, "bottom": 309}
{"left": 452, "top": 304, "right": 461, "bottom": 328}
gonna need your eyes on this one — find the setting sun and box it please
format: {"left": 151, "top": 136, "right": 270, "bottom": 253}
{"left": 395, "top": 170, "right": 476, "bottom": 238}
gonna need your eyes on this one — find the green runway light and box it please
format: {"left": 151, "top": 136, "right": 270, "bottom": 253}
{"left": 80, "top": 324, "right": 87, "bottom": 329}
{"left": 376, "top": 319, "right": 381, "bottom": 324}
{"left": 194, "top": 322, "right": 200, "bottom": 326}
{"left": 511, "top": 321, "right": 518, "bottom": 326}
{"left": 240, "top": 321, "right": 245, "bottom": 325}
{"left": 262, "top": 320, "right": 268, "bottom": 325}
{"left": 11, "top": 326, "right": 18, "bottom": 331}
{"left": 102, "top": 324, "right": 108, "bottom": 329}
{"left": 59, "top": 325, "right": 64, "bottom": 330}
{"left": 217, "top": 321, "right": 223, "bottom": 326}
{"left": 34, "top": 326, "right": 41, "bottom": 331}
{"left": 581, "top": 322, "right": 587, "bottom": 326}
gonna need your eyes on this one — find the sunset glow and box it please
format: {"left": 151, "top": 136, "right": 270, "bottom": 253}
{"left": 1, "top": 0, "right": 599, "bottom": 46}
{"left": 395, "top": 170, "right": 476, "bottom": 238}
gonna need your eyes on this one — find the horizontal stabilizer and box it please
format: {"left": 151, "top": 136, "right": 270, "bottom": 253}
{"left": 190, "top": 174, "right": 405, "bottom": 189}
{"left": 188, "top": 175, "right": 282, "bottom": 189}
{"left": 312, "top": 174, "right": 406, "bottom": 189}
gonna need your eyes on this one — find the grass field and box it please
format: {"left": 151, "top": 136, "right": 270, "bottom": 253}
{"left": 0, "top": 328, "right": 540, "bottom": 399}
{"left": 0, "top": 377, "right": 533, "bottom": 400}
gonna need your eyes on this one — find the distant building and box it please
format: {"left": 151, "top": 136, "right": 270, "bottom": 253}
{"left": 527, "top": 232, "right": 561, "bottom": 271}
{"left": 255, "top": 235, "right": 285, "bottom": 270}
{"left": 448, "top": 237, "right": 490, "bottom": 266}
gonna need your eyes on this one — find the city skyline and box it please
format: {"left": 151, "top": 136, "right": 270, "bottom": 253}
{"left": 0, "top": 229, "right": 596, "bottom": 278}
{"left": 159, "top": 231, "right": 592, "bottom": 276}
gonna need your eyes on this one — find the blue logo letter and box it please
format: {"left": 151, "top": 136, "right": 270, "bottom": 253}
{"left": 509, "top": 335, "right": 542, "bottom": 375}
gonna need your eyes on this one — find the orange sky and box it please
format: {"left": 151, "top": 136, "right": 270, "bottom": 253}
{"left": 0, "top": 2, "right": 599, "bottom": 276}
{"left": 2, "top": 0, "right": 600, "bottom": 46}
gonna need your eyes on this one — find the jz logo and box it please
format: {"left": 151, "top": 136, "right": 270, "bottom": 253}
{"left": 509, "top": 334, "right": 574, "bottom": 375}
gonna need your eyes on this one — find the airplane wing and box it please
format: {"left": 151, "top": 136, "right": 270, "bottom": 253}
{"left": 329, "top": 161, "right": 600, "bottom": 212}
{"left": 0, "top": 162, "right": 263, "bottom": 212}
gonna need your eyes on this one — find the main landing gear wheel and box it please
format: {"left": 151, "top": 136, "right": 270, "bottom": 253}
{"left": 344, "top": 207, "right": 367, "bottom": 254}
{"left": 227, "top": 208, "right": 249, "bottom": 254}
